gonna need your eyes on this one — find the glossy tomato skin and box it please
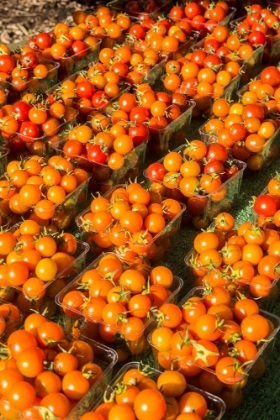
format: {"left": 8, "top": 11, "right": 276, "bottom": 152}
{"left": 206, "top": 143, "right": 228, "bottom": 162}
{"left": 254, "top": 195, "right": 279, "bottom": 217}
{"left": 12, "top": 101, "right": 32, "bottom": 122}
{"left": 0, "top": 55, "right": 15, "bottom": 73}
{"left": 249, "top": 31, "right": 265, "bottom": 46}
{"left": 87, "top": 144, "right": 108, "bottom": 164}
{"left": 19, "top": 52, "right": 38, "bottom": 69}
{"left": 146, "top": 163, "right": 167, "bottom": 181}
{"left": 128, "top": 123, "right": 149, "bottom": 145}
{"left": 19, "top": 121, "right": 40, "bottom": 142}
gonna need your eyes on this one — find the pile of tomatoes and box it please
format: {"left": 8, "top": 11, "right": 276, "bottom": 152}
{"left": 0, "top": 313, "right": 106, "bottom": 420}
{"left": 146, "top": 140, "right": 242, "bottom": 226}
{"left": 84, "top": 364, "right": 220, "bottom": 420}
{"left": 97, "top": 44, "right": 164, "bottom": 86}
{"left": 0, "top": 155, "right": 89, "bottom": 228}
{"left": 0, "top": 219, "right": 81, "bottom": 309}
{"left": 150, "top": 287, "right": 273, "bottom": 409}
{"left": 126, "top": 16, "right": 195, "bottom": 56}
{"left": 169, "top": 1, "right": 231, "bottom": 33}
{"left": 60, "top": 253, "right": 179, "bottom": 353}
{"left": 201, "top": 98, "right": 280, "bottom": 171}
{"left": 162, "top": 47, "right": 241, "bottom": 116}
{"left": 0, "top": 94, "right": 77, "bottom": 158}
{"left": 233, "top": 3, "right": 280, "bottom": 62}
{"left": 60, "top": 115, "right": 148, "bottom": 171}
{"left": 48, "top": 66, "right": 128, "bottom": 118}
{"left": 77, "top": 183, "right": 183, "bottom": 260}
{"left": 239, "top": 66, "right": 280, "bottom": 114}
{"left": 186, "top": 212, "right": 280, "bottom": 301}
{"left": 26, "top": 22, "right": 100, "bottom": 64}
{"left": 197, "top": 25, "right": 259, "bottom": 67}
{"left": 0, "top": 44, "right": 57, "bottom": 103}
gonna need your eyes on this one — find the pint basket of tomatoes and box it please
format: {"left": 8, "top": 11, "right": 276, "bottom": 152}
{"left": 0, "top": 95, "right": 78, "bottom": 158}
{"left": 169, "top": 1, "right": 236, "bottom": 40}
{"left": 191, "top": 27, "right": 264, "bottom": 86}
{"left": 0, "top": 155, "right": 91, "bottom": 229}
{"left": 67, "top": 8, "right": 135, "bottom": 50}
{"left": 199, "top": 98, "right": 280, "bottom": 173}
{"left": 0, "top": 45, "right": 60, "bottom": 104}
{"left": 0, "top": 146, "right": 9, "bottom": 176}
{"left": 75, "top": 183, "right": 186, "bottom": 261}
{"left": 0, "top": 220, "right": 89, "bottom": 316}
{"left": 56, "top": 252, "right": 183, "bottom": 360}
{"left": 104, "top": 87, "right": 195, "bottom": 157}
{"left": 185, "top": 212, "right": 280, "bottom": 311}
{"left": 124, "top": 16, "right": 200, "bottom": 61}
{"left": 94, "top": 44, "right": 168, "bottom": 87}
{"left": 54, "top": 120, "right": 148, "bottom": 194}
{"left": 0, "top": 313, "right": 118, "bottom": 420}
{"left": 237, "top": 65, "right": 280, "bottom": 115}
{"left": 144, "top": 143, "right": 246, "bottom": 228}
{"left": 24, "top": 24, "right": 102, "bottom": 81}
{"left": 160, "top": 48, "right": 242, "bottom": 118}
{"left": 0, "top": 301, "right": 24, "bottom": 343}
{"left": 84, "top": 361, "right": 226, "bottom": 420}
{"left": 46, "top": 68, "right": 131, "bottom": 122}
{"left": 148, "top": 286, "right": 280, "bottom": 410}
{"left": 230, "top": 4, "right": 280, "bottom": 63}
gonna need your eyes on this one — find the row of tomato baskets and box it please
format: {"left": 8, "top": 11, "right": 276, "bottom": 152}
{"left": 0, "top": 1, "right": 280, "bottom": 419}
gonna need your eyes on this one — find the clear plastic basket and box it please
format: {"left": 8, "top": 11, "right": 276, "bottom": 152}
{"left": 230, "top": 15, "right": 280, "bottom": 63}
{"left": 75, "top": 184, "right": 186, "bottom": 260}
{"left": 54, "top": 126, "right": 147, "bottom": 194}
{"left": 0, "top": 334, "right": 117, "bottom": 420}
{"left": 191, "top": 38, "right": 264, "bottom": 86}
{"left": 47, "top": 71, "right": 131, "bottom": 122}
{"left": 88, "top": 361, "right": 226, "bottom": 419}
{"left": 144, "top": 144, "right": 246, "bottom": 227}
{"left": 0, "top": 56, "right": 60, "bottom": 104}
{"left": 147, "top": 100, "right": 196, "bottom": 158}
{"left": 52, "top": 38, "right": 102, "bottom": 81}
{"left": 0, "top": 155, "right": 92, "bottom": 229}
{"left": 65, "top": 337, "right": 118, "bottom": 420}
{"left": 56, "top": 252, "right": 183, "bottom": 359}
{"left": 125, "top": 30, "right": 200, "bottom": 61}
{"left": 2, "top": 223, "right": 89, "bottom": 291}
{"left": 170, "top": 7, "right": 237, "bottom": 40}
{"left": 199, "top": 118, "right": 280, "bottom": 173}
{"left": 0, "top": 108, "right": 78, "bottom": 158}
{"left": 148, "top": 286, "right": 280, "bottom": 409}
{"left": 184, "top": 218, "right": 280, "bottom": 312}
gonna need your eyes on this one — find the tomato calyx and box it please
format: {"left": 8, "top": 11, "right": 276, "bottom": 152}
{"left": 32, "top": 406, "right": 60, "bottom": 420}
{"left": 227, "top": 358, "right": 251, "bottom": 377}
{"left": 214, "top": 213, "right": 232, "bottom": 231}
{"left": 191, "top": 340, "right": 219, "bottom": 367}
{"left": 103, "top": 270, "right": 119, "bottom": 285}
{"left": 111, "top": 284, "right": 131, "bottom": 304}
{"left": 0, "top": 343, "right": 10, "bottom": 360}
